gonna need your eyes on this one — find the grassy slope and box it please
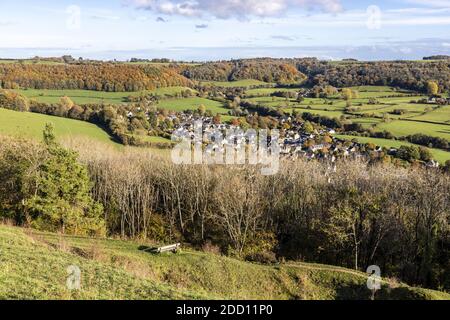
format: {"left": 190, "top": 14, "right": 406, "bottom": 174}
{"left": 0, "top": 225, "right": 448, "bottom": 300}
{"left": 0, "top": 108, "right": 119, "bottom": 146}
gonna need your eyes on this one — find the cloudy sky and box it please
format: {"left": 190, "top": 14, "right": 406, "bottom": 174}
{"left": 0, "top": 0, "right": 450, "bottom": 60}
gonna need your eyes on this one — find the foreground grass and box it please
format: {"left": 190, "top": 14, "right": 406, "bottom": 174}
{"left": 0, "top": 108, "right": 119, "bottom": 147}
{"left": 0, "top": 225, "right": 448, "bottom": 300}
{"left": 0, "top": 225, "right": 202, "bottom": 300}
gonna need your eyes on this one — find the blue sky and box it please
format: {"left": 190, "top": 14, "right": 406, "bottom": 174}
{"left": 1, "top": 0, "right": 450, "bottom": 60}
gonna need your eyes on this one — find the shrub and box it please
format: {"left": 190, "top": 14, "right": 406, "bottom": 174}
{"left": 0, "top": 89, "right": 30, "bottom": 112}
{"left": 202, "top": 241, "right": 222, "bottom": 255}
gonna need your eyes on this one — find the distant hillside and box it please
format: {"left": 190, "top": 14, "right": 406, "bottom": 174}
{"left": 0, "top": 63, "right": 193, "bottom": 92}
{"left": 185, "top": 58, "right": 450, "bottom": 92}
{"left": 423, "top": 55, "right": 450, "bottom": 61}
{"left": 2, "top": 58, "right": 450, "bottom": 93}
{"left": 184, "top": 58, "right": 307, "bottom": 85}
{"left": 0, "top": 224, "right": 448, "bottom": 300}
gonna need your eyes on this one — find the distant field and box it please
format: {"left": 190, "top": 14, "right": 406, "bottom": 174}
{"left": 199, "top": 79, "right": 271, "bottom": 88}
{"left": 126, "top": 61, "right": 200, "bottom": 67}
{"left": 0, "top": 59, "right": 65, "bottom": 65}
{"left": 289, "top": 108, "right": 344, "bottom": 118}
{"left": 245, "top": 87, "right": 299, "bottom": 96}
{"left": 157, "top": 97, "right": 229, "bottom": 114}
{"left": 243, "top": 85, "right": 450, "bottom": 144}
{"left": 245, "top": 96, "right": 291, "bottom": 107}
{"left": 352, "top": 103, "right": 430, "bottom": 118}
{"left": 0, "top": 108, "right": 118, "bottom": 146}
{"left": 15, "top": 87, "right": 196, "bottom": 105}
{"left": 349, "top": 86, "right": 413, "bottom": 94}
{"left": 135, "top": 135, "right": 173, "bottom": 144}
{"left": 377, "top": 120, "right": 450, "bottom": 141}
{"left": 352, "top": 117, "right": 383, "bottom": 128}
{"left": 335, "top": 134, "right": 450, "bottom": 164}
{"left": 410, "top": 105, "right": 450, "bottom": 124}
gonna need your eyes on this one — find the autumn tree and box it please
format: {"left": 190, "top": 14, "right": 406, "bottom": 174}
{"left": 198, "top": 104, "right": 206, "bottom": 115}
{"left": 303, "top": 121, "right": 314, "bottom": 134}
{"left": 427, "top": 81, "right": 439, "bottom": 96}
{"left": 0, "top": 90, "right": 29, "bottom": 112}
{"left": 341, "top": 88, "right": 359, "bottom": 101}
{"left": 213, "top": 114, "right": 222, "bottom": 124}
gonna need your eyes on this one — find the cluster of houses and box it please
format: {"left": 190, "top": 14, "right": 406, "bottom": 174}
{"left": 170, "top": 113, "right": 372, "bottom": 163}
{"left": 126, "top": 106, "right": 444, "bottom": 167}
{"left": 426, "top": 97, "right": 450, "bottom": 105}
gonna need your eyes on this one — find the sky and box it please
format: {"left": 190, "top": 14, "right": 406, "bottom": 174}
{"left": 0, "top": 0, "right": 450, "bottom": 61}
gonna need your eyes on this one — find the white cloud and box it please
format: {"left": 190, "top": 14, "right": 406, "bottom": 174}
{"left": 0, "top": 21, "right": 15, "bottom": 26}
{"left": 404, "top": 0, "right": 450, "bottom": 8}
{"left": 127, "top": 0, "right": 343, "bottom": 19}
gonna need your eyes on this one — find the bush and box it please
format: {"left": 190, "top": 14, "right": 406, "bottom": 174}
{"left": 202, "top": 241, "right": 222, "bottom": 255}
{"left": 238, "top": 232, "right": 278, "bottom": 264}
{"left": 245, "top": 251, "right": 277, "bottom": 264}
{"left": 0, "top": 89, "right": 30, "bottom": 112}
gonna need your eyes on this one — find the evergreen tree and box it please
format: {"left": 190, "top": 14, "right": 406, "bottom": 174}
{"left": 25, "top": 124, "right": 105, "bottom": 236}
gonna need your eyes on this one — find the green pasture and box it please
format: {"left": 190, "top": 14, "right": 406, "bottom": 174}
{"left": 0, "top": 108, "right": 118, "bottom": 146}
{"left": 157, "top": 97, "right": 229, "bottom": 114}
{"left": 14, "top": 87, "right": 197, "bottom": 105}
{"left": 335, "top": 134, "right": 450, "bottom": 164}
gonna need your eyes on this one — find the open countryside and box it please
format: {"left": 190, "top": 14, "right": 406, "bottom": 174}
{"left": 7, "top": 83, "right": 450, "bottom": 163}
{"left": 1, "top": 48, "right": 450, "bottom": 305}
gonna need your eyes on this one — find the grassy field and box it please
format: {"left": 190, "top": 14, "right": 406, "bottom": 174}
{"left": 244, "top": 85, "right": 450, "bottom": 143}
{"left": 1, "top": 224, "right": 448, "bottom": 300}
{"left": 347, "top": 86, "right": 413, "bottom": 98}
{"left": 245, "top": 87, "right": 299, "bottom": 96}
{"left": 335, "top": 135, "right": 450, "bottom": 163}
{"left": 199, "top": 79, "right": 271, "bottom": 88}
{"left": 0, "top": 59, "right": 65, "bottom": 65}
{"left": 134, "top": 135, "right": 174, "bottom": 144}
{"left": 410, "top": 105, "right": 450, "bottom": 124}
{"left": 377, "top": 120, "right": 450, "bottom": 141}
{"left": 158, "top": 97, "right": 229, "bottom": 114}
{"left": 0, "top": 108, "right": 119, "bottom": 146}
{"left": 13, "top": 88, "right": 227, "bottom": 114}
{"left": 15, "top": 87, "right": 196, "bottom": 105}
{"left": 240, "top": 85, "right": 450, "bottom": 163}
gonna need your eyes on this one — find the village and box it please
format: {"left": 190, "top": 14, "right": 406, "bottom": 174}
{"left": 169, "top": 112, "right": 385, "bottom": 165}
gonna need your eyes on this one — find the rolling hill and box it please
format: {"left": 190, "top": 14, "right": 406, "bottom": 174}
{"left": 0, "top": 224, "right": 448, "bottom": 300}
{"left": 0, "top": 108, "right": 118, "bottom": 146}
